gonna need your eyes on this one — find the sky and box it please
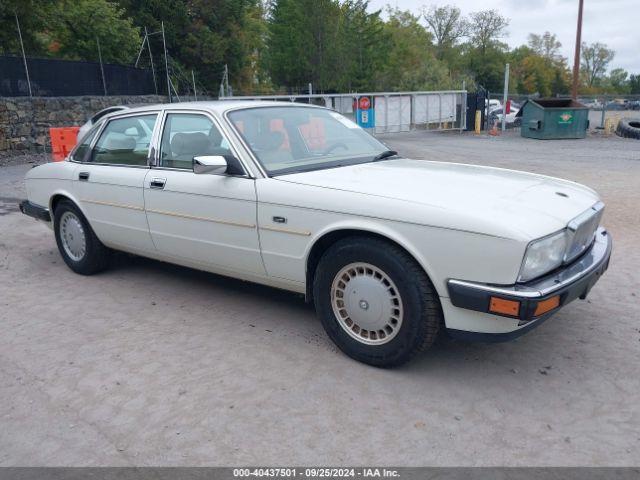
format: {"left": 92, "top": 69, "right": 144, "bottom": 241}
{"left": 367, "top": 0, "right": 639, "bottom": 73}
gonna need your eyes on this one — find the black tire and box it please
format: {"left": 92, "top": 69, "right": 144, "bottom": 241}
{"left": 313, "top": 237, "right": 443, "bottom": 367}
{"left": 616, "top": 118, "right": 640, "bottom": 139}
{"left": 54, "top": 199, "right": 110, "bottom": 275}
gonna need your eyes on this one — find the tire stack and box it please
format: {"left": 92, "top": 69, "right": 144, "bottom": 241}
{"left": 616, "top": 118, "right": 640, "bottom": 139}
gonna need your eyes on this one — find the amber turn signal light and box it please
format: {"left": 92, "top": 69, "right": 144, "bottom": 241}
{"left": 534, "top": 295, "right": 560, "bottom": 316}
{"left": 489, "top": 297, "right": 520, "bottom": 316}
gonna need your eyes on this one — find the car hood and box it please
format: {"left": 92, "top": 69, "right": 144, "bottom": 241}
{"left": 277, "top": 159, "right": 601, "bottom": 240}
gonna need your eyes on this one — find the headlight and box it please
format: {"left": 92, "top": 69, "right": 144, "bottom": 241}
{"left": 518, "top": 230, "right": 568, "bottom": 282}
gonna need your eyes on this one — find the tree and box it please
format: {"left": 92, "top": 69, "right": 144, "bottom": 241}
{"left": 120, "top": 0, "right": 260, "bottom": 94}
{"left": 517, "top": 55, "right": 554, "bottom": 96}
{"left": 335, "top": 1, "right": 389, "bottom": 92}
{"left": 580, "top": 41, "right": 614, "bottom": 87}
{"left": 468, "top": 10, "right": 508, "bottom": 54}
{"left": 630, "top": 74, "right": 640, "bottom": 94}
{"left": 117, "top": 0, "right": 189, "bottom": 50}
{"left": 607, "top": 68, "right": 628, "bottom": 93}
{"left": 265, "top": 0, "right": 339, "bottom": 91}
{"left": 30, "top": 0, "right": 140, "bottom": 64}
{"left": 422, "top": 5, "right": 468, "bottom": 60}
{"left": 0, "top": 0, "right": 43, "bottom": 55}
{"left": 528, "top": 32, "right": 562, "bottom": 61}
{"left": 266, "top": 0, "right": 390, "bottom": 93}
{"left": 376, "top": 7, "right": 449, "bottom": 91}
{"left": 462, "top": 10, "right": 509, "bottom": 91}
{"left": 236, "top": 1, "right": 271, "bottom": 94}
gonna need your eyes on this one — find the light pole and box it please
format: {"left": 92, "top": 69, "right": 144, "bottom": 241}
{"left": 571, "top": 0, "right": 584, "bottom": 100}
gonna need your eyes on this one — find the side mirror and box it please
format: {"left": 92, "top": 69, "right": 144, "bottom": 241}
{"left": 193, "top": 155, "right": 228, "bottom": 175}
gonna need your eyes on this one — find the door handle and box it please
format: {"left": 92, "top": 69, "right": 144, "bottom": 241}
{"left": 150, "top": 177, "right": 166, "bottom": 189}
{"left": 78, "top": 172, "right": 90, "bottom": 181}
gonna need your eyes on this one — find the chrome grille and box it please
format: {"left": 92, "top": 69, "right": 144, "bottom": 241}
{"left": 565, "top": 201, "right": 604, "bottom": 263}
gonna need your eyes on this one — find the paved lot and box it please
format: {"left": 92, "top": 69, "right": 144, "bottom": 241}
{"left": 1, "top": 131, "right": 639, "bottom": 466}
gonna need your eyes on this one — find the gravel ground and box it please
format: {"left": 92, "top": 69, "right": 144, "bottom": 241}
{"left": 0, "top": 152, "right": 48, "bottom": 168}
{"left": 0, "top": 130, "right": 639, "bottom": 466}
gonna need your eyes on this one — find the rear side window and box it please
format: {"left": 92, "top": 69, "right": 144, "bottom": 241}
{"left": 91, "top": 114, "right": 157, "bottom": 166}
{"left": 71, "top": 126, "right": 100, "bottom": 162}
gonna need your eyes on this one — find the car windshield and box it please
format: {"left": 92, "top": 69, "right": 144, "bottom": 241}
{"left": 227, "top": 106, "right": 392, "bottom": 175}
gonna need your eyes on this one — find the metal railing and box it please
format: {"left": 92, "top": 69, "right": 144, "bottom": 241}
{"left": 219, "top": 91, "right": 467, "bottom": 134}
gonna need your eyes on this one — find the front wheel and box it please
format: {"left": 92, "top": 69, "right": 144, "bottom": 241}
{"left": 313, "top": 237, "right": 443, "bottom": 367}
{"left": 54, "top": 199, "right": 110, "bottom": 275}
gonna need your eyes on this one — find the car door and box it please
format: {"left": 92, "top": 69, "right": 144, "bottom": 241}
{"left": 73, "top": 112, "right": 159, "bottom": 253}
{"left": 144, "top": 111, "right": 265, "bottom": 276}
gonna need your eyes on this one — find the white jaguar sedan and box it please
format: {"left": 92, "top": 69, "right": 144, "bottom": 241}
{"left": 20, "top": 101, "right": 612, "bottom": 367}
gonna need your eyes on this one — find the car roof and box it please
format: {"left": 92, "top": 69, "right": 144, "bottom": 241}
{"left": 117, "top": 100, "right": 325, "bottom": 116}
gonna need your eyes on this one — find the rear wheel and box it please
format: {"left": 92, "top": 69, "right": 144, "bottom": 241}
{"left": 313, "top": 237, "right": 442, "bottom": 367}
{"left": 54, "top": 200, "right": 110, "bottom": 275}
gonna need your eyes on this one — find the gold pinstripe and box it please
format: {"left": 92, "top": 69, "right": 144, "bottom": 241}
{"left": 259, "top": 225, "right": 312, "bottom": 237}
{"left": 145, "top": 208, "right": 256, "bottom": 229}
{"left": 81, "top": 199, "right": 144, "bottom": 211}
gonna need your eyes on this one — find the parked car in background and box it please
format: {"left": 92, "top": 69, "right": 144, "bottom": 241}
{"left": 488, "top": 107, "right": 521, "bottom": 127}
{"left": 20, "top": 101, "right": 612, "bottom": 367}
{"left": 486, "top": 99, "right": 502, "bottom": 113}
{"left": 606, "top": 99, "right": 629, "bottom": 111}
{"left": 628, "top": 100, "right": 640, "bottom": 110}
{"left": 509, "top": 101, "right": 522, "bottom": 111}
{"left": 77, "top": 105, "right": 130, "bottom": 142}
{"left": 583, "top": 99, "right": 603, "bottom": 110}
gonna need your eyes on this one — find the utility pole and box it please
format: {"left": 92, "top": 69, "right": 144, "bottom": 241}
{"left": 145, "top": 27, "right": 158, "bottom": 95}
{"left": 191, "top": 70, "right": 197, "bottom": 101}
{"left": 571, "top": 0, "right": 584, "bottom": 100}
{"left": 502, "top": 63, "right": 509, "bottom": 132}
{"left": 134, "top": 33, "right": 146, "bottom": 68}
{"left": 161, "top": 21, "right": 171, "bottom": 102}
{"left": 97, "top": 37, "right": 107, "bottom": 96}
{"left": 225, "top": 64, "right": 230, "bottom": 97}
{"left": 14, "top": 11, "right": 32, "bottom": 97}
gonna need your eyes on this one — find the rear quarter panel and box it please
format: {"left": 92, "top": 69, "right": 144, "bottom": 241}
{"left": 25, "top": 161, "right": 80, "bottom": 214}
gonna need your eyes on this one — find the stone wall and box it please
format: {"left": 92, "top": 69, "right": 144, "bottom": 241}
{"left": 0, "top": 95, "right": 167, "bottom": 154}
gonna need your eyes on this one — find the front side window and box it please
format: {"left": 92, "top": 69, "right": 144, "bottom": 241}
{"left": 91, "top": 114, "right": 157, "bottom": 166}
{"left": 228, "top": 106, "right": 389, "bottom": 175}
{"left": 160, "top": 113, "right": 232, "bottom": 170}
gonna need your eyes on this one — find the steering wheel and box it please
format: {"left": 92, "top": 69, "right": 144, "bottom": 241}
{"left": 321, "top": 142, "right": 348, "bottom": 155}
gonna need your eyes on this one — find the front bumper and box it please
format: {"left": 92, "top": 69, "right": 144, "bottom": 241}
{"left": 19, "top": 200, "right": 51, "bottom": 222}
{"left": 446, "top": 227, "right": 612, "bottom": 341}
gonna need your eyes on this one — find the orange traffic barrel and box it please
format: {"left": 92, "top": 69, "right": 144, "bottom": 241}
{"left": 49, "top": 126, "right": 80, "bottom": 161}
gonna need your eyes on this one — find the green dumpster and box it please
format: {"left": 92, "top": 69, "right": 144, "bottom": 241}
{"left": 517, "top": 98, "right": 589, "bottom": 139}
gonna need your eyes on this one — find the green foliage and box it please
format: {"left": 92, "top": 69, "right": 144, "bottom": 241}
{"left": 0, "top": 0, "right": 54, "bottom": 56}
{"left": 467, "top": 10, "right": 508, "bottom": 54}
{"left": 335, "top": 1, "right": 389, "bottom": 92}
{"left": 629, "top": 75, "right": 640, "bottom": 95}
{"left": 422, "top": 5, "right": 468, "bottom": 61}
{"left": 1, "top": 0, "right": 635, "bottom": 97}
{"left": 581, "top": 41, "right": 615, "bottom": 87}
{"left": 265, "top": 0, "right": 336, "bottom": 90}
{"left": 606, "top": 68, "right": 629, "bottom": 93}
{"left": 42, "top": 0, "right": 140, "bottom": 63}
{"left": 509, "top": 32, "right": 569, "bottom": 96}
{"left": 265, "top": 0, "right": 392, "bottom": 92}
{"left": 119, "top": 0, "right": 261, "bottom": 94}
{"left": 528, "top": 32, "right": 562, "bottom": 61}
{"left": 1, "top": 0, "right": 140, "bottom": 63}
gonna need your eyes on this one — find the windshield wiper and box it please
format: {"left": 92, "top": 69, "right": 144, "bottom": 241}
{"left": 372, "top": 150, "right": 398, "bottom": 162}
